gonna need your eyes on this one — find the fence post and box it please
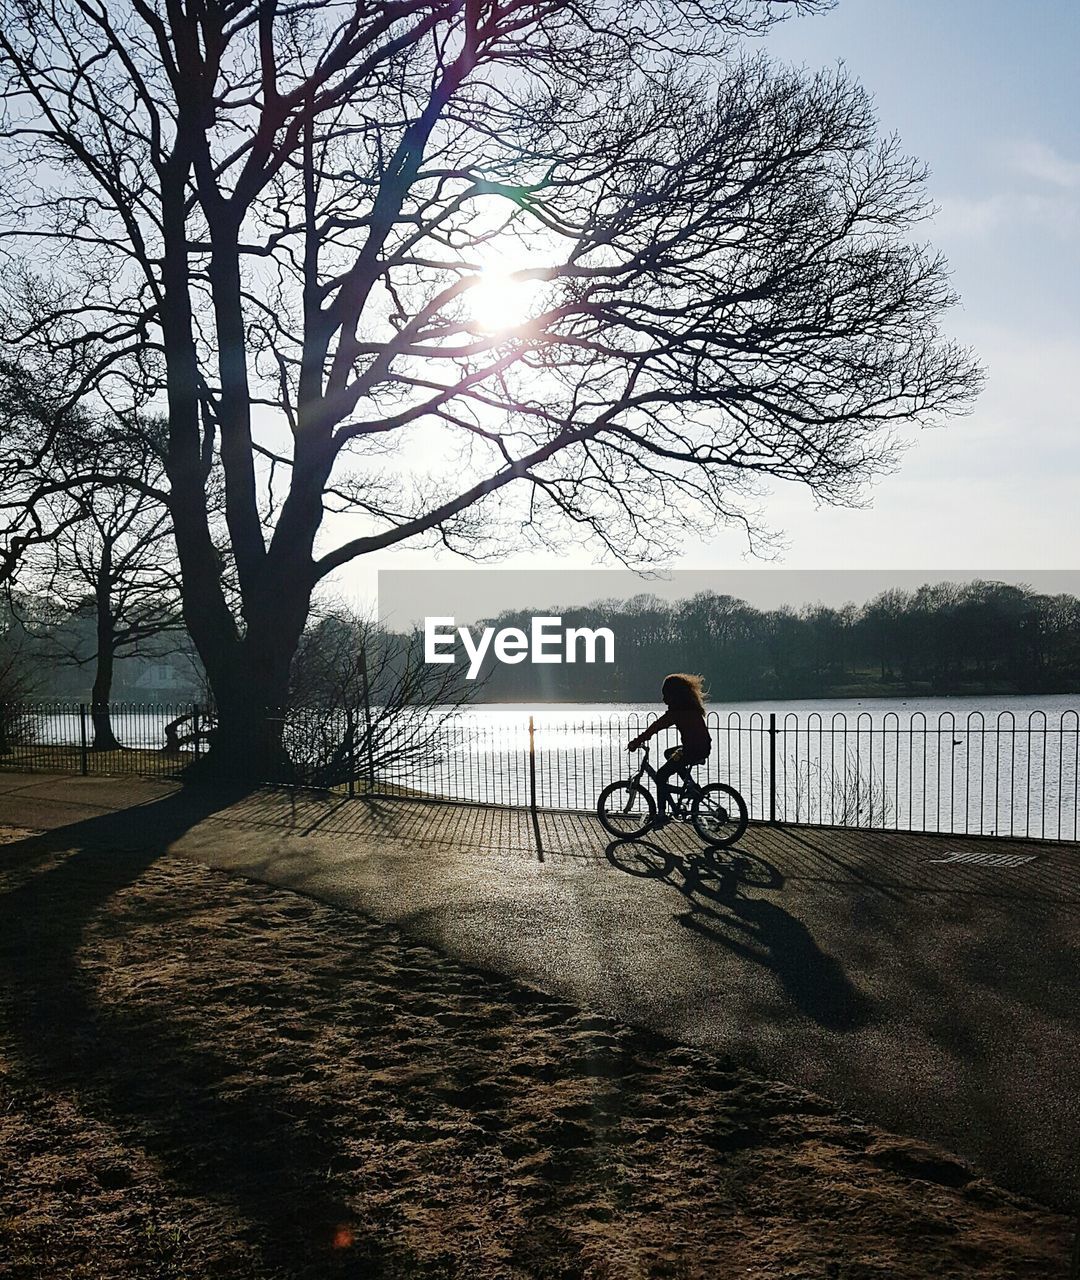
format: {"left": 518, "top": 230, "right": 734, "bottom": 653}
{"left": 359, "top": 647, "right": 376, "bottom": 793}
{"left": 528, "top": 714, "right": 537, "bottom": 814}
{"left": 79, "top": 703, "right": 89, "bottom": 776}
{"left": 768, "top": 712, "right": 777, "bottom": 825}
{"left": 192, "top": 703, "right": 201, "bottom": 761}
{"left": 345, "top": 706, "right": 356, "bottom": 798}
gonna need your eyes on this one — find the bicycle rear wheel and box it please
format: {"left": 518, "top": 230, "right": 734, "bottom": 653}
{"left": 597, "top": 781, "right": 656, "bottom": 839}
{"left": 691, "top": 783, "right": 748, "bottom": 847}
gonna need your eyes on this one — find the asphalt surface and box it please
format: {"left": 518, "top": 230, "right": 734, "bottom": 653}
{"left": 2, "top": 771, "right": 1078, "bottom": 1212}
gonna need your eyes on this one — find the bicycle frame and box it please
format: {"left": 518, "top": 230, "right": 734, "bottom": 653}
{"left": 628, "top": 746, "right": 704, "bottom": 814}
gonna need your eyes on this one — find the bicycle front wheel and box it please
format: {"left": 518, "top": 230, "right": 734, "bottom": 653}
{"left": 597, "top": 781, "right": 656, "bottom": 839}
{"left": 691, "top": 783, "right": 748, "bottom": 847}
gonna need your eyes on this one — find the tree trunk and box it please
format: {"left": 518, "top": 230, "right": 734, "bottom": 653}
{"left": 90, "top": 693, "right": 120, "bottom": 752}
{"left": 91, "top": 548, "right": 121, "bottom": 751}
{"left": 184, "top": 569, "right": 314, "bottom": 784}
{"left": 160, "top": 166, "right": 326, "bottom": 783}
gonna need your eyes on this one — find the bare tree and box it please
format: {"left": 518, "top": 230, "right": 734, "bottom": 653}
{"left": 0, "top": 592, "right": 38, "bottom": 753}
{"left": 31, "top": 436, "right": 183, "bottom": 749}
{"left": 287, "top": 605, "right": 473, "bottom": 789}
{"left": 0, "top": 0, "right": 982, "bottom": 776}
{"left": 0, "top": 358, "right": 96, "bottom": 588}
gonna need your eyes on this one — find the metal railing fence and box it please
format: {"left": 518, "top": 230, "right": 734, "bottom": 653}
{"left": 1, "top": 701, "right": 1077, "bottom": 842}
{"left": 0, "top": 702, "right": 208, "bottom": 779}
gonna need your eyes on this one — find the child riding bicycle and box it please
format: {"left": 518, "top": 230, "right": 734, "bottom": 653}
{"left": 627, "top": 673, "right": 711, "bottom": 827}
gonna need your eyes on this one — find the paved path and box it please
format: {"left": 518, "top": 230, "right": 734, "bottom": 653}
{"left": 2, "top": 771, "right": 1078, "bottom": 1211}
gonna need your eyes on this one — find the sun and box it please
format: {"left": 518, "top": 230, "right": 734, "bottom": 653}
{"left": 467, "top": 260, "right": 543, "bottom": 335}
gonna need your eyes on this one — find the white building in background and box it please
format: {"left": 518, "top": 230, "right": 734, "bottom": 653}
{"left": 130, "top": 662, "right": 191, "bottom": 696}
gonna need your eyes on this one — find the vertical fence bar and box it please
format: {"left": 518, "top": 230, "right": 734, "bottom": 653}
{"left": 1072, "top": 712, "right": 1079, "bottom": 842}
{"left": 78, "top": 703, "right": 89, "bottom": 776}
{"left": 768, "top": 712, "right": 777, "bottom": 825}
{"left": 528, "top": 715, "right": 537, "bottom": 815}
{"left": 359, "top": 649, "right": 376, "bottom": 793}
{"left": 816, "top": 714, "right": 824, "bottom": 825}
{"left": 1027, "top": 713, "right": 1036, "bottom": 839}
{"left": 1058, "top": 711, "right": 1072, "bottom": 842}
{"left": 1008, "top": 713, "right": 1016, "bottom": 838}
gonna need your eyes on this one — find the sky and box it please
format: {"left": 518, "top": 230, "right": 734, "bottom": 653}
{"left": 352, "top": 0, "right": 1080, "bottom": 612}
{"left": 743, "top": 0, "right": 1080, "bottom": 572}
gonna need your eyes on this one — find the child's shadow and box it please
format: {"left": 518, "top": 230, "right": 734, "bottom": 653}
{"left": 689, "top": 852, "right": 872, "bottom": 1030}
{"left": 607, "top": 840, "right": 872, "bottom": 1032}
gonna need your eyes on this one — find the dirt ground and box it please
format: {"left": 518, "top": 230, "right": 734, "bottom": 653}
{"left": 0, "top": 821, "right": 1074, "bottom": 1279}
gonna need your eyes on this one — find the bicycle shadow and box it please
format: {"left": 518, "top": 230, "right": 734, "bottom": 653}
{"left": 605, "top": 837, "right": 872, "bottom": 1031}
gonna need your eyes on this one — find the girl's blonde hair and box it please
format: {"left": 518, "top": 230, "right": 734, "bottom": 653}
{"left": 662, "top": 673, "right": 706, "bottom": 712}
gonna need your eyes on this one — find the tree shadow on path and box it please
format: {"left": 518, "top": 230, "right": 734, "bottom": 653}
{"left": 0, "top": 786, "right": 415, "bottom": 1276}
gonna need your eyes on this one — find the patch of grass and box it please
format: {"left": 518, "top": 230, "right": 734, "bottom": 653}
{"left": 0, "top": 743, "right": 184, "bottom": 779}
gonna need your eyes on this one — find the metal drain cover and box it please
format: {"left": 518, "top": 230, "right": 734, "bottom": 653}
{"left": 927, "top": 850, "right": 1038, "bottom": 868}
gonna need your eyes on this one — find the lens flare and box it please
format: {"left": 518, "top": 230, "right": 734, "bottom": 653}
{"left": 332, "top": 1225, "right": 354, "bottom": 1250}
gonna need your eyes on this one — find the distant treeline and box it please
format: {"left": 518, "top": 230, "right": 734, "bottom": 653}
{"left": 456, "top": 581, "right": 1080, "bottom": 702}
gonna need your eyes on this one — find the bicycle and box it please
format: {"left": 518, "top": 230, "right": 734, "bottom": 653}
{"left": 596, "top": 745, "right": 749, "bottom": 846}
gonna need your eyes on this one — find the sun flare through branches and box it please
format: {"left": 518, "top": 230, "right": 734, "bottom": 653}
{"left": 466, "top": 261, "right": 546, "bottom": 336}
